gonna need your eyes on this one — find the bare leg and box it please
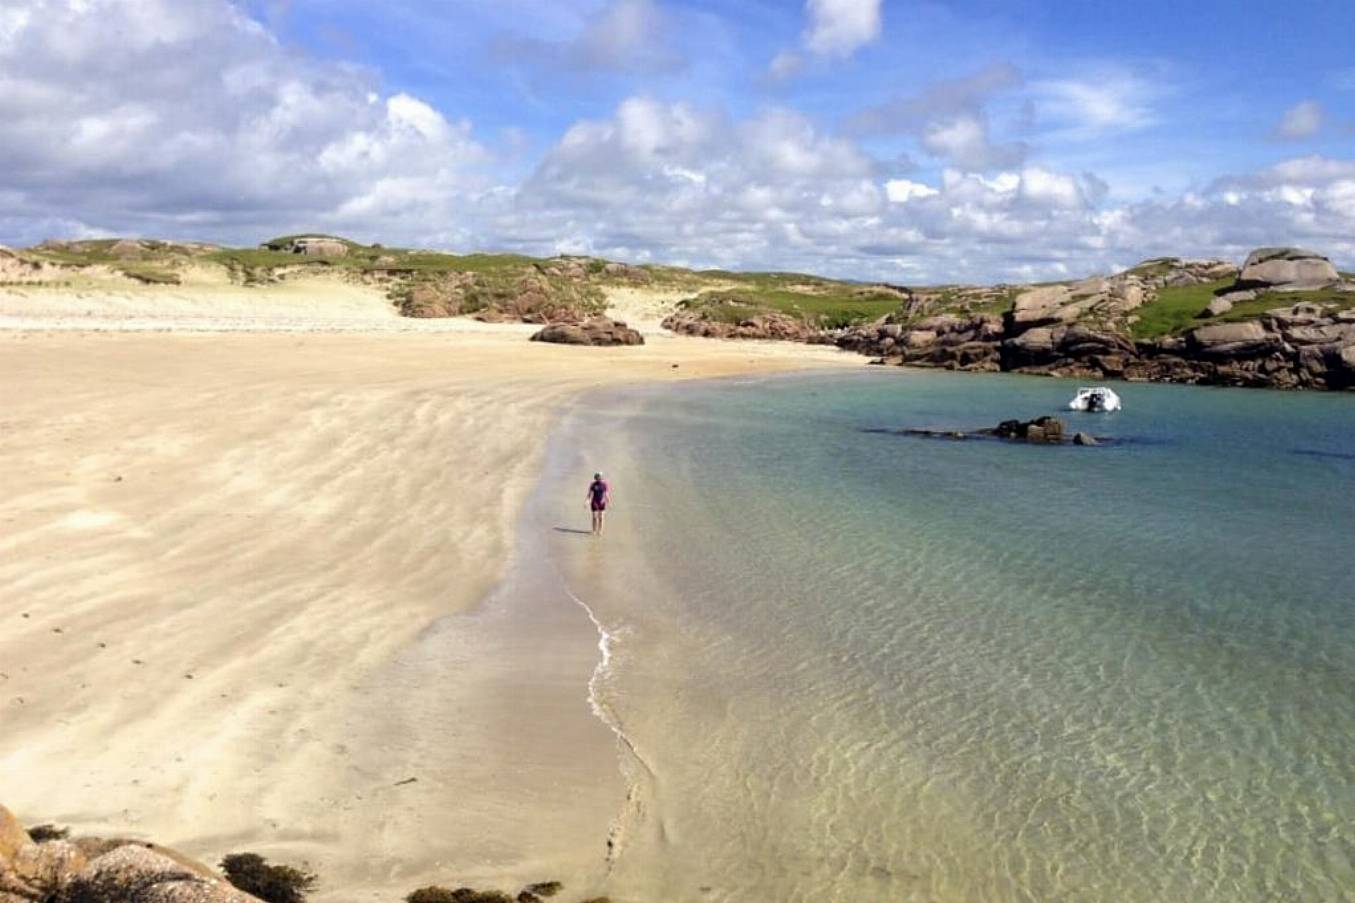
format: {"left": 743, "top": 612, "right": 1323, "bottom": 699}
{"left": 596, "top": 511, "right": 605, "bottom": 536}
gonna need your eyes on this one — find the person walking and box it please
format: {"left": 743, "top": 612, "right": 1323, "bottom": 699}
{"left": 587, "top": 472, "right": 611, "bottom": 536}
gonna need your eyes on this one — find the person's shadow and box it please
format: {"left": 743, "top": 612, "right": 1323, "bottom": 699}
{"left": 553, "top": 527, "right": 593, "bottom": 536}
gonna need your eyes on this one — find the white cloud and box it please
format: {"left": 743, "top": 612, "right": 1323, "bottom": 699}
{"left": 804, "top": 0, "right": 883, "bottom": 57}
{"left": 1, "top": 3, "right": 1353, "bottom": 284}
{"left": 885, "top": 179, "right": 939, "bottom": 203}
{"left": 920, "top": 113, "right": 1026, "bottom": 171}
{"left": 1018, "top": 167, "right": 1088, "bottom": 210}
{"left": 1030, "top": 72, "right": 1157, "bottom": 136}
{"left": 769, "top": 0, "right": 880, "bottom": 79}
{"left": 768, "top": 50, "right": 805, "bottom": 81}
{"left": 0, "top": 0, "right": 490, "bottom": 246}
{"left": 847, "top": 64, "right": 1028, "bottom": 172}
{"left": 493, "top": 0, "right": 684, "bottom": 75}
{"left": 1275, "top": 100, "right": 1325, "bottom": 140}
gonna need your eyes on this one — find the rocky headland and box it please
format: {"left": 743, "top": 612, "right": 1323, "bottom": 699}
{"left": 4, "top": 235, "right": 1351, "bottom": 388}
{"left": 833, "top": 248, "right": 1355, "bottom": 390}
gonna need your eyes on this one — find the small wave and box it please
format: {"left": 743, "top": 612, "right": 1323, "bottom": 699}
{"left": 552, "top": 571, "right": 662, "bottom": 872}
{"left": 1291, "top": 448, "right": 1355, "bottom": 461}
{"left": 558, "top": 580, "right": 656, "bottom": 778}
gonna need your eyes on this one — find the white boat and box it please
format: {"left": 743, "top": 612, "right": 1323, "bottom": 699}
{"left": 1068, "top": 386, "right": 1122, "bottom": 412}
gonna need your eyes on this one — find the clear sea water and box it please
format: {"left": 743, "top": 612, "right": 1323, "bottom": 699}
{"left": 539, "top": 369, "right": 1355, "bottom": 903}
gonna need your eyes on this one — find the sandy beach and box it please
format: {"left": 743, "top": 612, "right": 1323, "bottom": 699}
{"left": 0, "top": 280, "right": 855, "bottom": 900}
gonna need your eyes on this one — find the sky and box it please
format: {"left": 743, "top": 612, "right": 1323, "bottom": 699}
{"left": 1, "top": 0, "right": 1353, "bottom": 283}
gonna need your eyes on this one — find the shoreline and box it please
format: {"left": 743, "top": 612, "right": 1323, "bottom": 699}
{"left": 0, "top": 324, "right": 858, "bottom": 901}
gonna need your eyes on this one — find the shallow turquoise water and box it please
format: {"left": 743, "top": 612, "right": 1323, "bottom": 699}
{"left": 546, "top": 370, "right": 1355, "bottom": 902}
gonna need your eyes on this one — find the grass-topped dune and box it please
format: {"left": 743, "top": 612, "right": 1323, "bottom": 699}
{"left": 4, "top": 234, "right": 1352, "bottom": 388}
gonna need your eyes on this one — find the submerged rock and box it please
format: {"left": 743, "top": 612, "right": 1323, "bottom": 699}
{"left": 885, "top": 416, "right": 1102, "bottom": 446}
{"left": 990, "top": 416, "right": 1066, "bottom": 443}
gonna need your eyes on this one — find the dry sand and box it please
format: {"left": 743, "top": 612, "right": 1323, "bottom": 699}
{"left": 0, "top": 281, "right": 857, "bottom": 900}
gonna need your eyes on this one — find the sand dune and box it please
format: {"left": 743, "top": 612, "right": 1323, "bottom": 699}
{"left": 0, "top": 319, "right": 855, "bottom": 899}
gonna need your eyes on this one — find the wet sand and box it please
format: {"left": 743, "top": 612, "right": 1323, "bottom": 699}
{"left": 0, "top": 320, "right": 855, "bottom": 900}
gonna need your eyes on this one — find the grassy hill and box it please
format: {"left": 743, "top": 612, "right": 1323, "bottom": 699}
{"left": 10, "top": 235, "right": 1354, "bottom": 339}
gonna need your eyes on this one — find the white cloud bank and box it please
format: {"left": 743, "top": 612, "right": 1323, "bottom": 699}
{"left": 0, "top": 1, "right": 1352, "bottom": 282}
{"left": 0, "top": 0, "right": 490, "bottom": 246}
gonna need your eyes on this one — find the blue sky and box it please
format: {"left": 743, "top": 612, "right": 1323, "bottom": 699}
{"left": 2, "top": 0, "right": 1352, "bottom": 281}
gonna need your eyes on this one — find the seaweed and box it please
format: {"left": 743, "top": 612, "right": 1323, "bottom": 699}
{"left": 220, "top": 852, "right": 317, "bottom": 903}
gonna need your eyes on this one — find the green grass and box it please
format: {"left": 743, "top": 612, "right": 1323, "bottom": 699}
{"left": 894, "top": 285, "right": 1016, "bottom": 323}
{"left": 1131, "top": 280, "right": 1355, "bottom": 339}
{"left": 1129, "top": 278, "right": 1234, "bottom": 339}
{"left": 24, "top": 243, "right": 184, "bottom": 285}
{"left": 969, "top": 289, "right": 1020, "bottom": 317}
{"left": 678, "top": 286, "right": 902, "bottom": 329}
{"left": 1124, "top": 257, "right": 1182, "bottom": 279}
{"left": 117, "top": 262, "right": 181, "bottom": 285}
{"left": 1217, "top": 287, "right": 1355, "bottom": 323}
{"left": 207, "top": 246, "right": 538, "bottom": 274}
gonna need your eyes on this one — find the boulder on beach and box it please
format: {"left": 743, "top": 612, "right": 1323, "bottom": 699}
{"left": 1237, "top": 247, "right": 1339, "bottom": 291}
{"left": 530, "top": 318, "right": 644, "bottom": 347}
{"left": 52, "top": 845, "right": 256, "bottom": 903}
{"left": 1, "top": 805, "right": 254, "bottom": 903}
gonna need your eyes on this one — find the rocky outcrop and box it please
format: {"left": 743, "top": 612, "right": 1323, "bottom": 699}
{"left": 1237, "top": 247, "right": 1339, "bottom": 291}
{"left": 663, "top": 309, "right": 821, "bottom": 341}
{"left": 1199, "top": 296, "right": 1234, "bottom": 318}
{"left": 399, "top": 270, "right": 605, "bottom": 324}
{"left": 999, "top": 259, "right": 1235, "bottom": 332}
{"left": 262, "top": 236, "right": 350, "bottom": 257}
{"left": 531, "top": 318, "right": 644, "bottom": 346}
{"left": 0, "top": 806, "right": 255, "bottom": 903}
{"left": 402, "top": 273, "right": 477, "bottom": 318}
{"left": 836, "top": 313, "right": 1003, "bottom": 370}
{"left": 601, "top": 261, "right": 652, "bottom": 283}
{"left": 53, "top": 845, "right": 258, "bottom": 903}
{"left": 534, "top": 257, "right": 651, "bottom": 284}
{"left": 831, "top": 251, "right": 1353, "bottom": 391}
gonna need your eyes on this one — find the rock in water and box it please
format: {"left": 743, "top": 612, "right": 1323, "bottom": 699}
{"left": 1238, "top": 247, "right": 1339, "bottom": 291}
{"left": 531, "top": 318, "right": 644, "bottom": 346}
{"left": 989, "top": 416, "right": 1068, "bottom": 443}
{"left": 1025, "top": 416, "right": 1064, "bottom": 443}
